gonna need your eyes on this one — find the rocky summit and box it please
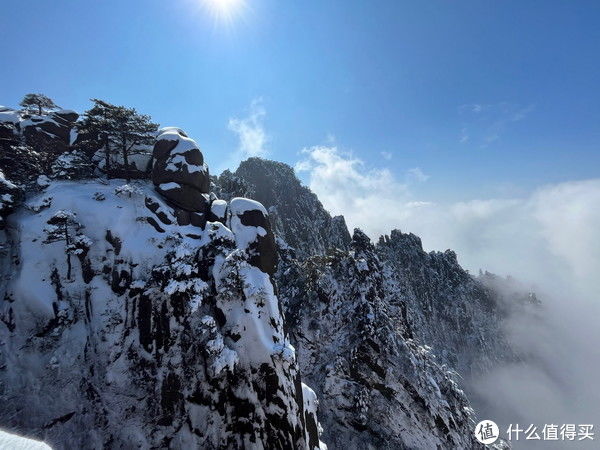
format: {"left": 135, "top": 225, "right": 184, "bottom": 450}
{"left": 0, "top": 102, "right": 521, "bottom": 449}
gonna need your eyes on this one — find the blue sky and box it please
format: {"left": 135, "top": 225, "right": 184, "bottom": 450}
{"left": 1, "top": 0, "right": 599, "bottom": 203}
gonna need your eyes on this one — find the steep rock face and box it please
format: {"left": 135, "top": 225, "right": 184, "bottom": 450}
{"left": 217, "top": 159, "right": 515, "bottom": 448}
{"left": 279, "top": 230, "right": 483, "bottom": 449}
{"left": 0, "top": 170, "right": 22, "bottom": 231}
{"left": 216, "top": 159, "right": 513, "bottom": 382}
{"left": 0, "top": 107, "right": 79, "bottom": 157}
{"left": 375, "top": 230, "right": 514, "bottom": 379}
{"left": 215, "top": 158, "right": 351, "bottom": 258}
{"left": 0, "top": 130, "right": 325, "bottom": 449}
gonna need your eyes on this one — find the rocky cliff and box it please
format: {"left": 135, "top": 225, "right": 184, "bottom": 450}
{"left": 0, "top": 116, "right": 325, "bottom": 449}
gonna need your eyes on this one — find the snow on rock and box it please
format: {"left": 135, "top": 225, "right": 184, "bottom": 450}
{"left": 0, "top": 429, "right": 52, "bottom": 449}
{"left": 228, "top": 197, "right": 277, "bottom": 275}
{"left": 0, "top": 169, "right": 22, "bottom": 230}
{"left": 279, "top": 229, "right": 483, "bottom": 449}
{"left": 20, "top": 110, "right": 78, "bottom": 153}
{"left": 217, "top": 158, "right": 517, "bottom": 447}
{"left": 302, "top": 383, "right": 327, "bottom": 450}
{"left": 0, "top": 106, "right": 520, "bottom": 450}
{"left": 152, "top": 127, "right": 210, "bottom": 218}
{"left": 36, "top": 175, "right": 51, "bottom": 188}
{"left": 208, "top": 198, "right": 227, "bottom": 223}
{"left": 0, "top": 106, "right": 20, "bottom": 124}
{"left": 0, "top": 175, "right": 325, "bottom": 449}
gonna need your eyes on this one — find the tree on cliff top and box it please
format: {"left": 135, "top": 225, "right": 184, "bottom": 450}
{"left": 77, "top": 99, "right": 158, "bottom": 181}
{"left": 20, "top": 93, "right": 59, "bottom": 115}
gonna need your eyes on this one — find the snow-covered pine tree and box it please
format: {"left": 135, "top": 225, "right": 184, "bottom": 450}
{"left": 50, "top": 150, "right": 94, "bottom": 180}
{"left": 76, "top": 99, "right": 158, "bottom": 181}
{"left": 19, "top": 93, "right": 58, "bottom": 115}
{"left": 43, "top": 210, "right": 90, "bottom": 280}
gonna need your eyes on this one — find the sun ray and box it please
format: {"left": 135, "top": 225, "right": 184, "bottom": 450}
{"left": 201, "top": 0, "right": 246, "bottom": 26}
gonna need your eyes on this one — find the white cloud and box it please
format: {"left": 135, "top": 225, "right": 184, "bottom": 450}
{"left": 295, "top": 146, "right": 410, "bottom": 239}
{"left": 381, "top": 151, "right": 392, "bottom": 160}
{"left": 406, "top": 167, "right": 429, "bottom": 183}
{"left": 296, "top": 146, "right": 600, "bottom": 432}
{"left": 459, "top": 102, "right": 534, "bottom": 147}
{"left": 223, "top": 98, "right": 268, "bottom": 171}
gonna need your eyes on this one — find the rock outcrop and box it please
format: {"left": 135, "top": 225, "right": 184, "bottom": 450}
{"left": 152, "top": 127, "right": 210, "bottom": 226}
{"left": 21, "top": 110, "right": 78, "bottom": 153}
{"left": 216, "top": 158, "right": 516, "bottom": 448}
{"left": 0, "top": 128, "right": 326, "bottom": 449}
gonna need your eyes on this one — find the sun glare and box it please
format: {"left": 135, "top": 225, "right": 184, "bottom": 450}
{"left": 202, "top": 0, "right": 245, "bottom": 24}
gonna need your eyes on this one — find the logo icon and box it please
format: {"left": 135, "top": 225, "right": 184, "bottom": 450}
{"left": 475, "top": 420, "right": 499, "bottom": 445}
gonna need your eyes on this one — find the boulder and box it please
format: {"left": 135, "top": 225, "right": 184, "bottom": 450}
{"left": 228, "top": 197, "right": 278, "bottom": 275}
{"left": 155, "top": 183, "right": 209, "bottom": 214}
{"left": 21, "top": 110, "right": 78, "bottom": 146}
{"left": 151, "top": 128, "right": 210, "bottom": 215}
{"left": 209, "top": 198, "right": 228, "bottom": 224}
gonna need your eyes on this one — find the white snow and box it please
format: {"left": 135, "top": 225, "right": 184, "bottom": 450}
{"left": 114, "top": 184, "right": 143, "bottom": 198}
{"left": 158, "top": 182, "right": 180, "bottom": 191}
{"left": 228, "top": 198, "right": 268, "bottom": 251}
{"left": 215, "top": 257, "right": 286, "bottom": 366}
{"left": 0, "top": 108, "right": 20, "bottom": 124}
{"left": 0, "top": 170, "right": 17, "bottom": 190}
{"left": 69, "top": 128, "right": 78, "bottom": 146}
{"left": 20, "top": 116, "right": 61, "bottom": 130}
{"left": 210, "top": 199, "right": 227, "bottom": 220}
{"left": 156, "top": 128, "right": 199, "bottom": 155}
{"left": 158, "top": 126, "right": 187, "bottom": 137}
{"left": 36, "top": 175, "right": 51, "bottom": 187}
{"left": 9, "top": 180, "right": 192, "bottom": 322}
{"left": 0, "top": 429, "right": 52, "bottom": 449}
{"left": 229, "top": 197, "right": 267, "bottom": 216}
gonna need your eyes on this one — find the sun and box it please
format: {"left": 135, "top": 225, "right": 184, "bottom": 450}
{"left": 202, "top": 0, "right": 245, "bottom": 24}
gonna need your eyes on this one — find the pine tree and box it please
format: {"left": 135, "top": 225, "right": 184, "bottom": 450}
{"left": 51, "top": 150, "right": 94, "bottom": 180}
{"left": 43, "top": 210, "right": 89, "bottom": 280}
{"left": 77, "top": 99, "right": 158, "bottom": 181}
{"left": 20, "top": 93, "right": 59, "bottom": 115}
